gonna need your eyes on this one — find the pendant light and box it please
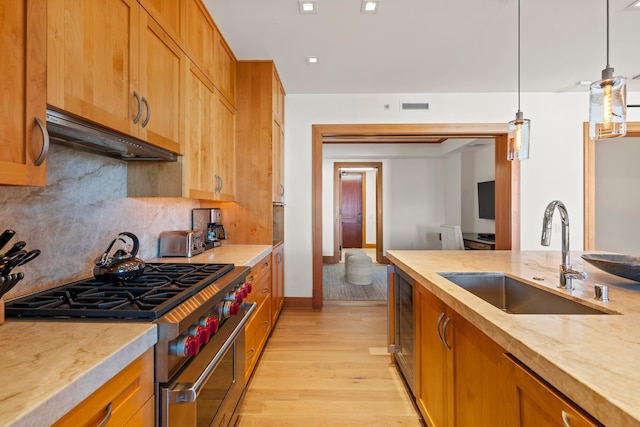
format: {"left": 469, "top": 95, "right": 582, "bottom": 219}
{"left": 507, "top": 0, "right": 530, "bottom": 161}
{"left": 589, "top": 0, "right": 627, "bottom": 140}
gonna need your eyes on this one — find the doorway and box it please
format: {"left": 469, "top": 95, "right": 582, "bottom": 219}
{"left": 341, "top": 172, "right": 363, "bottom": 249}
{"left": 312, "top": 123, "right": 520, "bottom": 310}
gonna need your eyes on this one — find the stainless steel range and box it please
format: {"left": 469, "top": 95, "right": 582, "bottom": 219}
{"left": 5, "top": 262, "right": 255, "bottom": 427}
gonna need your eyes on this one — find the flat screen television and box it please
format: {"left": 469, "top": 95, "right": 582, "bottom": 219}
{"left": 477, "top": 180, "right": 495, "bottom": 220}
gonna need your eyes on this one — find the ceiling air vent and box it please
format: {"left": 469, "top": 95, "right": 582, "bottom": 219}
{"left": 400, "top": 102, "right": 429, "bottom": 111}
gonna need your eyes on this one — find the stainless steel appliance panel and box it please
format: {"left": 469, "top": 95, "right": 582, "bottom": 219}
{"left": 393, "top": 266, "right": 415, "bottom": 395}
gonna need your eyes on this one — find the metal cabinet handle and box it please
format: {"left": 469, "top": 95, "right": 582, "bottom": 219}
{"left": 96, "top": 402, "right": 113, "bottom": 427}
{"left": 132, "top": 91, "right": 142, "bottom": 124}
{"left": 263, "top": 261, "right": 270, "bottom": 269}
{"left": 141, "top": 96, "right": 151, "bottom": 127}
{"left": 219, "top": 176, "right": 223, "bottom": 192}
{"left": 33, "top": 117, "right": 49, "bottom": 166}
{"left": 280, "top": 183, "right": 285, "bottom": 197}
{"left": 246, "top": 275, "right": 255, "bottom": 283}
{"left": 441, "top": 317, "right": 452, "bottom": 351}
{"left": 561, "top": 411, "right": 571, "bottom": 427}
{"left": 277, "top": 252, "right": 282, "bottom": 264}
{"left": 263, "top": 320, "right": 270, "bottom": 330}
{"left": 245, "top": 348, "right": 255, "bottom": 361}
{"left": 436, "top": 312, "right": 445, "bottom": 345}
{"left": 262, "top": 287, "right": 269, "bottom": 294}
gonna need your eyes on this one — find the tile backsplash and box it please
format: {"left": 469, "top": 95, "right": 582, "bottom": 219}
{"left": 0, "top": 144, "right": 199, "bottom": 298}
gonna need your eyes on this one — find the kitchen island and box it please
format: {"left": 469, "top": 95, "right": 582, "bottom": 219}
{"left": 387, "top": 250, "right": 640, "bottom": 426}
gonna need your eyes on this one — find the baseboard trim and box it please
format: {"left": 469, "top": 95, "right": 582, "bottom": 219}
{"left": 284, "top": 297, "right": 314, "bottom": 309}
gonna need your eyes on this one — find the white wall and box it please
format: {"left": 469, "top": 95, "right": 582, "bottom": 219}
{"left": 461, "top": 144, "right": 496, "bottom": 234}
{"left": 595, "top": 137, "right": 640, "bottom": 254}
{"left": 284, "top": 92, "right": 640, "bottom": 297}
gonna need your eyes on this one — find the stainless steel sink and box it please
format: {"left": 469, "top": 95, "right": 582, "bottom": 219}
{"left": 438, "top": 272, "right": 611, "bottom": 315}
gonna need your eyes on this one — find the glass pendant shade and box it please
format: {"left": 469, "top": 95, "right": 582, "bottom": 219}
{"left": 507, "top": 111, "right": 530, "bottom": 160}
{"left": 589, "top": 68, "right": 627, "bottom": 139}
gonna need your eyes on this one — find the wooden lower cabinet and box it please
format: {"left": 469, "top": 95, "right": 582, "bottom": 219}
{"left": 414, "top": 283, "right": 604, "bottom": 427}
{"left": 505, "top": 355, "right": 604, "bottom": 427}
{"left": 52, "top": 348, "right": 154, "bottom": 427}
{"left": 271, "top": 243, "right": 285, "bottom": 324}
{"left": 244, "top": 253, "right": 272, "bottom": 382}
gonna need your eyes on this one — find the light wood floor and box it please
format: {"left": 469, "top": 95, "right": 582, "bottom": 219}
{"left": 237, "top": 304, "right": 423, "bottom": 426}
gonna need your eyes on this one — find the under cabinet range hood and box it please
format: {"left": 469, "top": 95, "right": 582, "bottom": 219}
{"left": 45, "top": 109, "right": 178, "bottom": 161}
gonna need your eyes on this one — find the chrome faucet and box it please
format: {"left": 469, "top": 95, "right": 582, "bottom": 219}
{"left": 540, "top": 200, "right": 587, "bottom": 289}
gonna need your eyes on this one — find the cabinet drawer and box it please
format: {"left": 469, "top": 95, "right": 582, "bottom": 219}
{"left": 53, "top": 348, "right": 154, "bottom": 427}
{"left": 244, "top": 254, "right": 272, "bottom": 306}
{"left": 507, "top": 355, "right": 603, "bottom": 427}
{"left": 464, "top": 240, "right": 493, "bottom": 250}
{"left": 245, "top": 297, "right": 272, "bottom": 381}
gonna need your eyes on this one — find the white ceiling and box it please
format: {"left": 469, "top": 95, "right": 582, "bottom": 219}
{"left": 204, "top": 0, "right": 640, "bottom": 96}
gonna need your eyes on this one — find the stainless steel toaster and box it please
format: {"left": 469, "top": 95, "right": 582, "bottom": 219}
{"left": 159, "top": 230, "right": 206, "bottom": 257}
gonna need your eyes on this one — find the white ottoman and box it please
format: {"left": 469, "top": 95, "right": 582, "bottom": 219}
{"left": 344, "top": 250, "right": 366, "bottom": 278}
{"left": 347, "top": 254, "right": 373, "bottom": 285}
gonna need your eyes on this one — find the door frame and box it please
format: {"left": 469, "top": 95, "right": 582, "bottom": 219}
{"left": 329, "top": 162, "right": 383, "bottom": 264}
{"left": 312, "top": 123, "right": 519, "bottom": 310}
{"left": 583, "top": 121, "right": 640, "bottom": 250}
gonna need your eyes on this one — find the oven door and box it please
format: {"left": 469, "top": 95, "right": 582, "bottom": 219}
{"left": 161, "top": 303, "right": 256, "bottom": 427}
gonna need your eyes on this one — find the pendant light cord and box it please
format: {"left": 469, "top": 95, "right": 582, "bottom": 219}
{"left": 517, "top": 0, "right": 521, "bottom": 113}
{"left": 606, "top": 0, "right": 610, "bottom": 68}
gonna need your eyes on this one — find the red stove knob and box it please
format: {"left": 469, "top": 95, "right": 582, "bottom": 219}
{"left": 222, "top": 301, "right": 239, "bottom": 318}
{"left": 190, "top": 325, "right": 210, "bottom": 345}
{"left": 200, "top": 317, "right": 219, "bottom": 336}
{"left": 244, "top": 282, "right": 252, "bottom": 294}
{"left": 239, "top": 286, "right": 249, "bottom": 298}
{"left": 170, "top": 335, "right": 201, "bottom": 357}
{"left": 234, "top": 291, "right": 244, "bottom": 303}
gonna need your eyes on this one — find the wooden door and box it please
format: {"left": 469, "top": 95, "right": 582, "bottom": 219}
{"left": 213, "top": 88, "right": 236, "bottom": 201}
{"left": 452, "top": 312, "right": 506, "bottom": 426}
{"left": 341, "top": 172, "right": 363, "bottom": 248}
{"left": 507, "top": 355, "right": 604, "bottom": 427}
{"left": 0, "top": 0, "right": 47, "bottom": 186}
{"left": 138, "top": 11, "right": 185, "bottom": 154}
{"left": 416, "top": 288, "right": 450, "bottom": 427}
{"left": 185, "top": 61, "right": 216, "bottom": 199}
{"left": 47, "top": 0, "right": 139, "bottom": 137}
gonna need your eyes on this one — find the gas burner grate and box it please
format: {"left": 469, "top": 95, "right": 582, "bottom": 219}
{"left": 5, "top": 262, "right": 236, "bottom": 320}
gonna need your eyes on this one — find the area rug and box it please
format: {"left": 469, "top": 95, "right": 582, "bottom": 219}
{"left": 323, "top": 264, "right": 388, "bottom": 301}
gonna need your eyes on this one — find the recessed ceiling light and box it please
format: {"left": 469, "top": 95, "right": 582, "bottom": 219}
{"left": 626, "top": 0, "right": 640, "bottom": 9}
{"left": 306, "top": 56, "right": 319, "bottom": 64}
{"left": 361, "top": 1, "right": 380, "bottom": 14}
{"left": 298, "top": 0, "right": 317, "bottom": 14}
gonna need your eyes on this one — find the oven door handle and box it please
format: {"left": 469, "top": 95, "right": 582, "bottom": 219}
{"left": 165, "top": 302, "right": 257, "bottom": 404}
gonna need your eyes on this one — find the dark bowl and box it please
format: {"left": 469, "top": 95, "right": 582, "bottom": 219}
{"left": 581, "top": 254, "right": 640, "bottom": 282}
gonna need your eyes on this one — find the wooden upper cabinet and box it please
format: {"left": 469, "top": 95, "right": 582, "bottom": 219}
{"left": 138, "top": 0, "right": 186, "bottom": 45}
{"left": 272, "top": 119, "right": 284, "bottom": 203}
{"left": 137, "top": 12, "right": 185, "bottom": 154}
{"left": 212, "top": 88, "right": 236, "bottom": 201}
{"left": 272, "top": 69, "right": 285, "bottom": 125}
{"left": 185, "top": 61, "right": 216, "bottom": 199}
{"left": 185, "top": 0, "right": 215, "bottom": 86}
{"left": 47, "top": 0, "right": 184, "bottom": 155}
{"left": 47, "top": 0, "right": 139, "bottom": 137}
{"left": 0, "top": 0, "right": 48, "bottom": 186}
{"left": 213, "top": 27, "right": 236, "bottom": 105}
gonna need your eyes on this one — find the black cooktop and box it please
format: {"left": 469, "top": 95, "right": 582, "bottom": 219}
{"left": 5, "top": 263, "right": 235, "bottom": 320}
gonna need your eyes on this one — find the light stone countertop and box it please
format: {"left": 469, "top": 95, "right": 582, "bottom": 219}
{"left": 386, "top": 250, "right": 640, "bottom": 427}
{"left": 0, "top": 322, "right": 156, "bottom": 427}
{"left": 0, "top": 244, "right": 270, "bottom": 426}
{"left": 149, "top": 244, "right": 273, "bottom": 267}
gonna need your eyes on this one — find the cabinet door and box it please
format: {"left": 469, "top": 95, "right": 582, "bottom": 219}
{"left": 213, "top": 89, "right": 236, "bottom": 201}
{"left": 47, "top": 0, "right": 139, "bottom": 137}
{"left": 138, "top": 0, "right": 185, "bottom": 45}
{"left": 452, "top": 312, "right": 507, "bottom": 426}
{"left": 213, "top": 27, "right": 236, "bottom": 105}
{"left": 0, "top": 0, "right": 47, "bottom": 186}
{"left": 272, "top": 119, "right": 284, "bottom": 203}
{"left": 185, "top": 62, "right": 216, "bottom": 199}
{"left": 271, "top": 244, "right": 285, "bottom": 324}
{"left": 416, "top": 287, "right": 450, "bottom": 427}
{"left": 138, "top": 12, "right": 185, "bottom": 154}
{"left": 508, "top": 355, "right": 604, "bottom": 427}
{"left": 185, "top": 0, "right": 215, "bottom": 85}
